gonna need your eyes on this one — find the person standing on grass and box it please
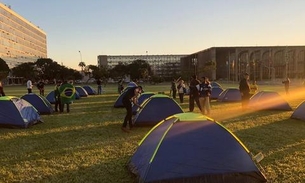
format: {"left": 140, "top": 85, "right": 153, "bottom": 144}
{"left": 170, "top": 78, "right": 178, "bottom": 99}
{"left": 26, "top": 78, "right": 33, "bottom": 93}
{"left": 121, "top": 86, "right": 143, "bottom": 133}
{"left": 118, "top": 79, "right": 124, "bottom": 94}
{"left": 59, "top": 80, "right": 76, "bottom": 113}
{"left": 97, "top": 78, "right": 102, "bottom": 95}
{"left": 0, "top": 81, "right": 5, "bottom": 96}
{"left": 54, "top": 80, "right": 62, "bottom": 112}
{"left": 189, "top": 75, "right": 201, "bottom": 112}
{"left": 239, "top": 73, "right": 251, "bottom": 110}
{"left": 199, "top": 77, "right": 212, "bottom": 115}
{"left": 37, "top": 79, "right": 45, "bottom": 96}
{"left": 177, "top": 79, "right": 186, "bottom": 103}
{"left": 282, "top": 77, "right": 290, "bottom": 95}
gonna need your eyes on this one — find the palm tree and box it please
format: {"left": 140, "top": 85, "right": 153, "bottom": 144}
{"left": 78, "top": 62, "right": 86, "bottom": 72}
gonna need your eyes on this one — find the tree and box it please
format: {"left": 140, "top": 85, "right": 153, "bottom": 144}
{"left": 35, "top": 58, "right": 63, "bottom": 80}
{"left": 11, "top": 62, "right": 37, "bottom": 80}
{"left": 0, "top": 58, "right": 10, "bottom": 80}
{"left": 78, "top": 62, "right": 86, "bottom": 72}
{"left": 128, "top": 59, "right": 152, "bottom": 81}
{"left": 86, "top": 65, "right": 109, "bottom": 80}
{"left": 110, "top": 62, "right": 128, "bottom": 79}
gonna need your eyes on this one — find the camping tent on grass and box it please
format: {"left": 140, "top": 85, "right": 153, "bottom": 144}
{"left": 75, "top": 86, "right": 88, "bottom": 97}
{"left": 211, "top": 87, "right": 224, "bottom": 100}
{"left": 217, "top": 88, "right": 241, "bottom": 102}
{"left": 46, "top": 91, "right": 56, "bottom": 104}
{"left": 46, "top": 90, "right": 79, "bottom": 104}
{"left": 113, "top": 86, "right": 134, "bottom": 108}
{"left": 83, "top": 85, "right": 97, "bottom": 95}
{"left": 291, "top": 101, "right": 305, "bottom": 120}
{"left": 128, "top": 113, "right": 267, "bottom": 183}
{"left": 21, "top": 93, "right": 54, "bottom": 114}
{"left": 0, "top": 96, "right": 41, "bottom": 128}
{"left": 133, "top": 94, "right": 183, "bottom": 126}
{"left": 211, "top": 81, "right": 222, "bottom": 88}
{"left": 249, "top": 91, "right": 292, "bottom": 111}
{"left": 132, "top": 92, "right": 155, "bottom": 114}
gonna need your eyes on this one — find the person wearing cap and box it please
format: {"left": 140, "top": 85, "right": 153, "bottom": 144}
{"left": 239, "top": 73, "right": 251, "bottom": 110}
{"left": 189, "top": 75, "right": 201, "bottom": 112}
{"left": 121, "top": 85, "right": 143, "bottom": 132}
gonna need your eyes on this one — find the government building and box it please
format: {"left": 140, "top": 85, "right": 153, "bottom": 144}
{"left": 98, "top": 54, "right": 186, "bottom": 80}
{"left": 181, "top": 46, "right": 305, "bottom": 81}
{"left": 0, "top": 3, "right": 47, "bottom": 68}
{"left": 98, "top": 46, "right": 305, "bottom": 82}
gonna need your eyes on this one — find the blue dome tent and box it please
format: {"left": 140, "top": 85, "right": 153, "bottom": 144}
{"left": 46, "top": 90, "right": 56, "bottom": 104}
{"left": 21, "top": 93, "right": 54, "bottom": 115}
{"left": 75, "top": 86, "right": 88, "bottom": 97}
{"left": 83, "top": 85, "right": 97, "bottom": 95}
{"left": 0, "top": 96, "right": 42, "bottom": 128}
{"left": 291, "top": 101, "right": 305, "bottom": 120}
{"left": 113, "top": 87, "right": 134, "bottom": 108}
{"left": 47, "top": 90, "right": 79, "bottom": 105}
{"left": 211, "top": 81, "right": 222, "bottom": 88}
{"left": 249, "top": 91, "right": 292, "bottom": 111}
{"left": 132, "top": 92, "right": 155, "bottom": 115}
{"left": 217, "top": 88, "right": 241, "bottom": 102}
{"left": 133, "top": 94, "right": 183, "bottom": 126}
{"left": 210, "top": 87, "right": 224, "bottom": 100}
{"left": 129, "top": 113, "right": 267, "bottom": 183}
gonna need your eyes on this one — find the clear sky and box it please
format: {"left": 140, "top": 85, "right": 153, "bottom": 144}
{"left": 1, "top": 0, "right": 304, "bottom": 70}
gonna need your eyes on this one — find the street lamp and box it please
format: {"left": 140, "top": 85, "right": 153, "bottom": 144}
{"left": 78, "top": 50, "right": 83, "bottom": 62}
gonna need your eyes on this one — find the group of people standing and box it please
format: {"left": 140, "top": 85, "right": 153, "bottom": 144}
{"left": 171, "top": 75, "right": 212, "bottom": 115}
{"left": 26, "top": 78, "right": 45, "bottom": 96}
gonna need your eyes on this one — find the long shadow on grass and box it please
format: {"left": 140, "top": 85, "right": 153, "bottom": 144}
{"left": 0, "top": 122, "right": 149, "bottom": 182}
{"left": 18, "top": 155, "right": 138, "bottom": 183}
{"left": 231, "top": 117, "right": 305, "bottom": 164}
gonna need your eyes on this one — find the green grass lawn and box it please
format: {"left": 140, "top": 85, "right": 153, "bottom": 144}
{"left": 1, "top": 82, "right": 305, "bottom": 183}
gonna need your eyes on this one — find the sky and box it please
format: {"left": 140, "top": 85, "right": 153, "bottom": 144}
{"left": 1, "top": 0, "right": 305, "bottom": 70}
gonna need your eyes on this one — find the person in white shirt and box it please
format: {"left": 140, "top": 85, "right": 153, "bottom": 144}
{"left": 26, "top": 79, "right": 33, "bottom": 93}
{"left": 177, "top": 80, "right": 186, "bottom": 103}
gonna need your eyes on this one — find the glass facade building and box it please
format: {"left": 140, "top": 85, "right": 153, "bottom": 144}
{"left": 97, "top": 54, "right": 186, "bottom": 79}
{"left": 0, "top": 3, "right": 47, "bottom": 68}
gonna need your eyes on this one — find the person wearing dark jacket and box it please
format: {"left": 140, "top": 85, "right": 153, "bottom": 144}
{"left": 189, "top": 75, "right": 201, "bottom": 112}
{"left": 239, "top": 73, "right": 251, "bottom": 110}
{"left": 54, "top": 80, "right": 62, "bottom": 112}
{"left": 97, "top": 79, "right": 102, "bottom": 95}
{"left": 121, "top": 86, "right": 143, "bottom": 132}
{"left": 37, "top": 79, "right": 45, "bottom": 96}
{"left": 199, "top": 77, "right": 212, "bottom": 115}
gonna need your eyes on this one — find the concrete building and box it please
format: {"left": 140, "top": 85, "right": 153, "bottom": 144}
{"left": 181, "top": 46, "right": 305, "bottom": 81}
{"left": 0, "top": 3, "right": 47, "bottom": 68}
{"left": 97, "top": 54, "right": 186, "bottom": 80}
